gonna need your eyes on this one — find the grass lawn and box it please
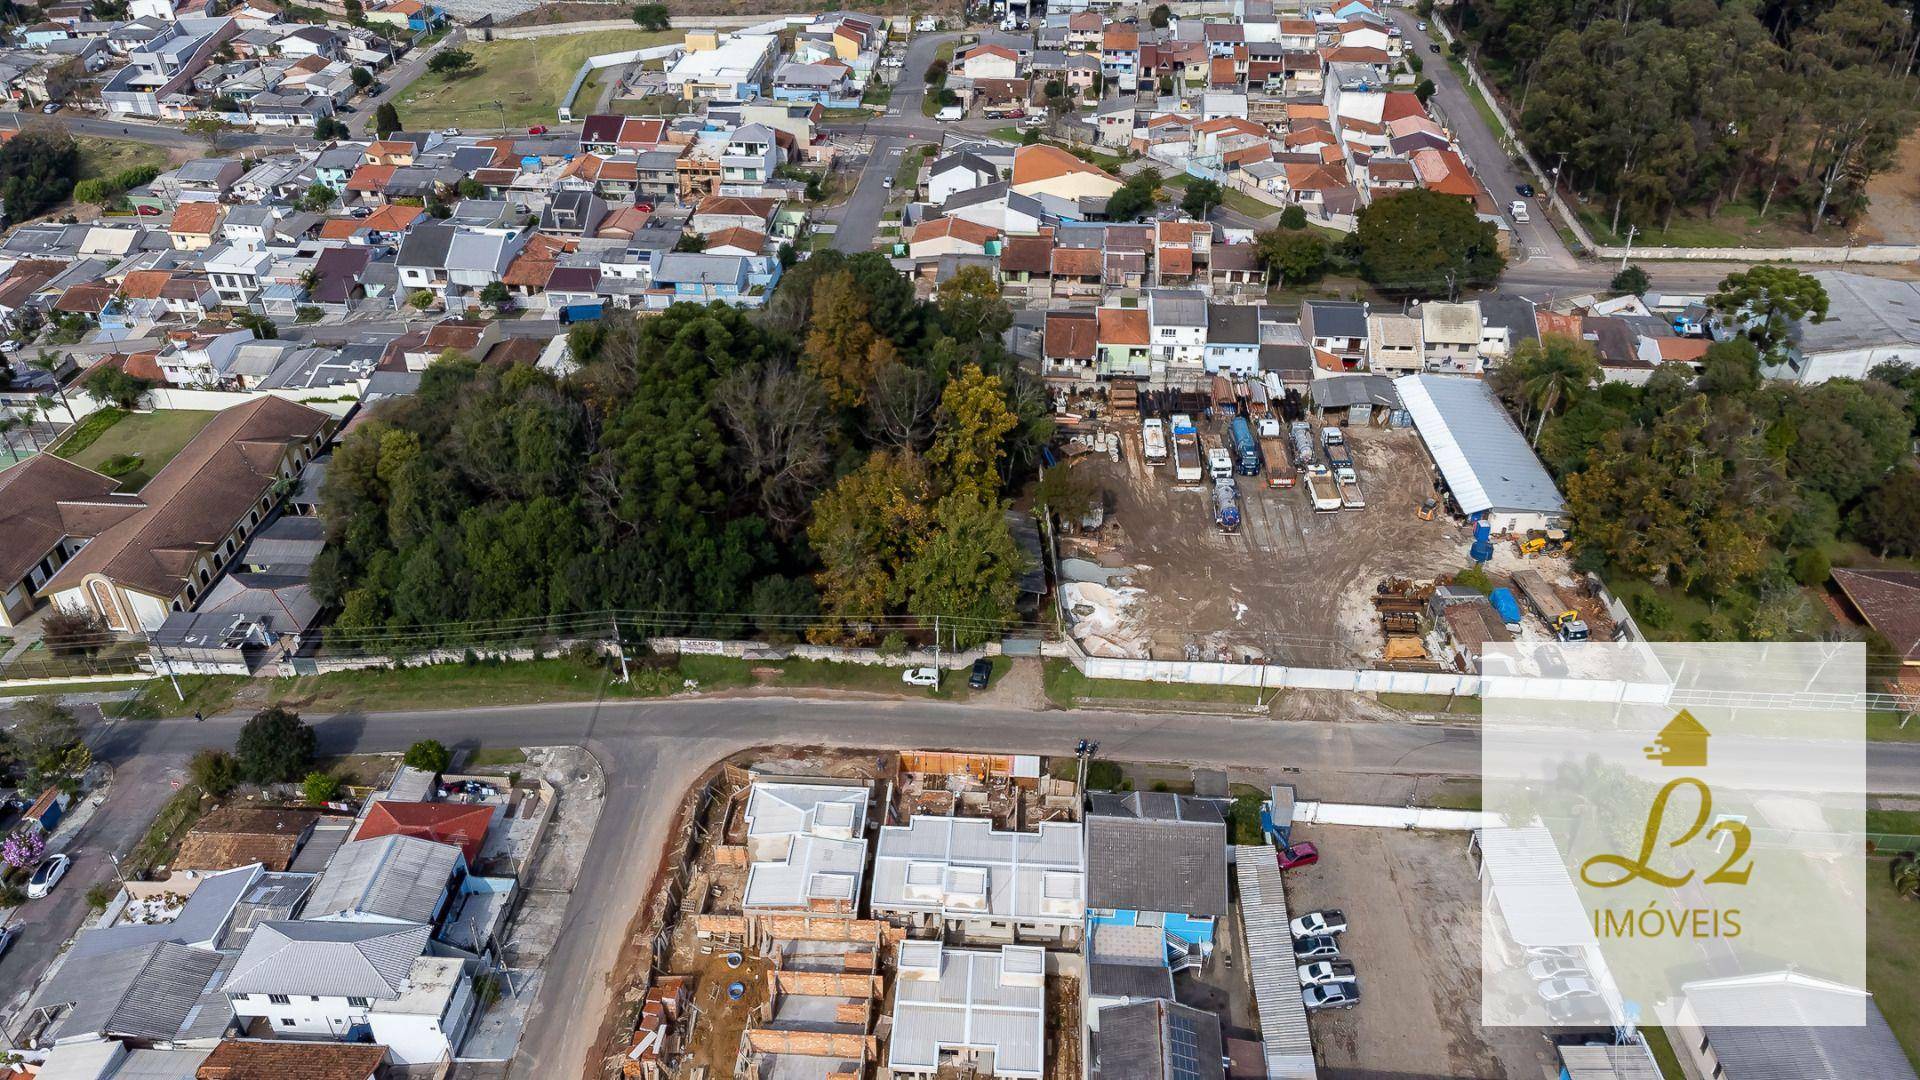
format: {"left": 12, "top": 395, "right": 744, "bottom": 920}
{"left": 1638, "top": 1028, "right": 1685, "bottom": 1080}
{"left": 1868, "top": 865, "right": 1920, "bottom": 1072}
{"left": 53, "top": 409, "right": 218, "bottom": 492}
{"left": 50, "top": 407, "right": 127, "bottom": 457}
{"left": 1870, "top": 711, "right": 1920, "bottom": 743}
{"left": 394, "top": 29, "right": 679, "bottom": 131}
{"left": 1042, "top": 658, "right": 1268, "bottom": 708}
{"left": 115, "top": 675, "right": 250, "bottom": 721}
{"left": 1575, "top": 192, "right": 1841, "bottom": 250}
{"left": 1421, "top": 780, "right": 1483, "bottom": 812}
{"left": 1159, "top": 172, "right": 1276, "bottom": 219}
{"left": 465, "top": 746, "right": 528, "bottom": 767}
{"left": 920, "top": 40, "right": 958, "bottom": 117}
{"left": 861, "top": 82, "right": 893, "bottom": 107}
{"left": 313, "top": 752, "right": 399, "bottom": 787}
{"left": 1377, "top": 692, "right": 1482, "bottom": 716}
{"left": 75, "top": 137, "right": 170, "bottom": 183}
{"left": 0, "top": 676, "right": 151, "bottom": 699}
{"left": 893, "top": 145, "right": 929, "bottom": 190}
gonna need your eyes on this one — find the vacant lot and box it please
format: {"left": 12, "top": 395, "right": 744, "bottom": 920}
{"left": 75, "top": 136, "right": 172, "bottom": 182}
{"left": 1284, "top": 824, "right": 1555, "bottom": 1079}
{"left": 54, "top": 409, "right": 217, "bottom": 492}
{"left": 1869, "top": 862, "right": 1920, "bottom": 1071}
{"left": 1070, "top": 420, "right": 1471, "bottom": 666}
{"left": 393, "top": 29, "right": 678, "bottom": 130}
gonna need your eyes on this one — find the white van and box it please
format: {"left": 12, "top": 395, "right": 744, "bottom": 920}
{"left": 1509, "top": 200, "right": 1531, "bottom": 223}
{"left": 935, "top": 105, "right": 965, "bottom": 122}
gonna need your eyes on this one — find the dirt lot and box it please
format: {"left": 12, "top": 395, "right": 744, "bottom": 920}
{"left": 1066, "top": 419, "right": 1477, "bottom": 666}
{"left": 1282, "top": 824, "right": 1557, "bottom": 1080}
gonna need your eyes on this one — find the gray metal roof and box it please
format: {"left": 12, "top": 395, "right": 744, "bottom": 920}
{"left": 1689, "top": 975, "right": 1918, "bottom": 1080}
{"left": 1395, "top": 374, "right": 1565, "bottom": 518}
{"left": 70, "top": 864, "right": 264, "bottom": 959}
{"left": 1092, "top": 999, "right": 1226, "bottom": 1080}
{"left": 1311, "top": 374, "right": 1400, "bottom": 410}
{"left": 1306, "top": 299, "right": 1368, "bottom": 339}
{"left": 1234, "top": 844, "right": 1317, "bottom": 1079}
{"left": 303, "top": 834, "right": 459, "bottom": 923}
{"left": 1085, "top": 793, "right": 1227, "bottom": 917}
{"left": 224, "top": 920, "right": 429, "bottom": 999}
{"left": 37, "top": 940, "right": 226, "bottom": 1044}
{"left": 1798, "top": 271, "right": 1920, "bottom": 354}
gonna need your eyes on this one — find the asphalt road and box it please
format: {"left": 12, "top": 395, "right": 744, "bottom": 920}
{"left": 348, "top": 27, "right": 465, "bottom": 138}
{"left": 1384, "top": 8, "right": 1575, "bottom": 272}
{"left": 829, "top": 31, "right": 959, "bottom": 254}
{"left": 5, "top": 691, "right": 1910, "bottom": 1078}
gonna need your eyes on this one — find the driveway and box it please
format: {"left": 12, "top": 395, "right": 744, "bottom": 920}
{"left": 1384, "top": 9, "right": 1575, "bottom": 270}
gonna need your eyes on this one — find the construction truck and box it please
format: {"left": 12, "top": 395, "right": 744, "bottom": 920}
{"left": 1170, "top": 414, "right": 1202, "bottom": 485}
{"left": 1213, "top": 477, "right": 1242, "bottom": 532}
{"left": 1513, "top": 568, "right": 1590, "bottom": 641}
{"left": 1142, "top": 419, "right": 1168, "bottom": 466}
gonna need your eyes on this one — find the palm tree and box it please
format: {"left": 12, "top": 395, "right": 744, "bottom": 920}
{"left": 1518, "top": 340, "right": 1601, "bottom": 447}
{"left": 14, "top": 401, "right": 38, "bottom": 450}
{"left": 28, "top": 352, "right": 73, "bottom": 423}
{"left": 0, "top": 415, "right": 18, "bottom": 462}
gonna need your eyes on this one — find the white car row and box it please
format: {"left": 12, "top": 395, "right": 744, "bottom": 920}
{"left": 1291, "top": 910, "right": 1359, "bottom": 1011}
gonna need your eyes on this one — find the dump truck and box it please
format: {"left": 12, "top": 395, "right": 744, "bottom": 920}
{"left": 1170, "top": 413, "right": 1203, "bottom": 485}
{"left": 1513, "top": 569, "right": 1589, "bottom": 641}
{"left": 1259, "top": 436, "right": 1296, "bottom": 488}
{"left": 1336, "top": 467, "right": 1365, "bottom": 509}
{"left": 1303, "top": 466, "right": 1342, "bottom": 512}
{"left": 1141, "top": 419, "right": 1168, "bottom": 466}
{"left": 1323, "top": 434, "right": 1353, "bottom": 474}
{"left": 1213, "top": 477, "right": 1242, "bottom": 532}
{"left": 1230, "top": 416, "right": 1261, "bottom": 476}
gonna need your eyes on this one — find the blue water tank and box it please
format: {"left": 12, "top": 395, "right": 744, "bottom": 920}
{"left": 1470, "top": 518, "right": 1493, "bottom": 563}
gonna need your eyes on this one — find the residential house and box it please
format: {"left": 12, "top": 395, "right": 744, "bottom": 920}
{"left": 1010, "top": 144, "right": 1121, "bottom": 202}
{"left": 740, "top": 780, "right": 870, "bottom": 917}
{"left": 928, "top": 151, "right": 1000, "bottom": 205}
{"left": 690, "top": 194, "right": 776, "bottom": 234}
{"left": 1204, "top": 303, "right": 1260, "bottom": 377}
{"left": 1148, "top": 289, "right": 1208, "bottom": 374}
{"left": 194, "top": 1040, "right": 389, "bottom": 1080}
{"left": 720, "top": 123, "right": 780, "bottom": 192}
{"left": 869, "top": 817, "right": 1085, "bottom": 947}
{"left": 1773, "top": 271, "right": 1920, "bottom": 383}
{"left": 908, "top": 217, "right": 998, "bottom": 263}
{"left": 1367, "top": 311, "right": 1422, "bottom": 375}
{"left": 1085, "top": 792, "right": 1227, "bottom": 964}
{"left": 224, "top": 922, "right": 474, "bottom": 1066}
{"left": 42, "top": 397, "right": 330, "bottom": 633}
{"left": 1043, "top": 309, "right": 1098, "bottom": 381}
{"left": 888, "top": 942, "right": 1045, "bottom": 1080}
{"left": 1097, "top": 305, "right": 1151, "bottom": 380}
{"left": 1671, "top": 972, "right": 1918, "bottom": 1080}
{"left": 173, "top": 806, "right": 322, "bottom": 873}
{"left": 1420, "top": 300, "right": 1482, "bottom": 373}
{"left": 664, "top": 33, "right": 777, "bottom": 101}
{"left": 1302, "top": 299, "right": 1368, "bottom": 371}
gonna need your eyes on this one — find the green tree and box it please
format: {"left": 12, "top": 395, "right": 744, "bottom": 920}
{"left": 302, "top": 771, "right": 342, "bottom": 804}
{"left": 1350, "top": 188, "right": 1503, "bottom": 292}
{"left": 1150, "top": 3, "right": 1172, "bottom": 27}
{"left": 299, "top": 182, "right": 336, "bottom": 212}
{"left": 188, "top": 749, "right": 241, "bottom": 796}
{"left": 936, "top": 265, "right": 1012, "bottom": 360}
{"left": 82, "top": 364, "right": 154, "bottom": 409}
{"left": 631, "top": 2, "right": 670, "bottom": 29}
{"left": 403, "top": 739, "right": 452, "bottom": 773}
{"left": 375, "top": 102, "right": 401, "bottom": 138}
{"left": 1415, "top": 78, "right": 1436, "bottom": 104}
{"left": 427, "top": 49, "right": 475, "bottom": 77}
{"left": 900, "top": 494, "right": 1024, "bottom": 648}
{"left": 803, "top": 269, "right": 892, "bottom": 407}
{"left": 1492, "top": 334, "right": 1601, "bottom": 445}
{"left": 12, "top": 698, "right": 81, "bottom": 791}
{"left": 928, "top": 364, "right": 1019, "bottom": 502}
{"left": 479, "top": 280, "right": 511, "bottom": 308}
{"left": 456, "top": 177, "right": 484, "bottom": 199}
{"left": 1853, "top": 467, "right": 1920, "bottom": 558}
{"left": 1709, "top": 266, "right": 1829, "bottom": 366}
{"left": 1254, "top": 228, "right": 1329, "bottom": 285}
{"left": 748, "top": 575, "right": 818, "bottom": 643}
{"left": 184, "top": 115, "right": 234, "bottom": 153}
{"left": 234, "top": 707, "right": 317, "bottom": 784}
{"left": 1103, "top": 168, "right": 1160, "bottom": 221}
{"left": 350, "top": 65, "right": 374, "bottom": 91}
{"left": 806, "top": 449, "right": 932, "bottom": 640}
{"left": 1278, "top": 204, "right": 1308, "bottom": 229}
{"left": 314, "top": 116, "right": 348, "bottom": 140}
{"left": 1180, "top": 177, "right": 1224, "bottom": 219}
{"left": 0, "top": 130, "right": 79, "bottom": 221}
{"left": 1610, "top": 264, "right": 1650, "bottom": 295}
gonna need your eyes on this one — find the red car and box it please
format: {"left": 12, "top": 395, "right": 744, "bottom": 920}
{"left": 1276, "top": 841, "right": 1319, "bottom": 870}
{"left": 527, "top": 125, "right": 548, "bottom": 135}
{"left": 633, "top": 202, "right": 654, "bottom": 212}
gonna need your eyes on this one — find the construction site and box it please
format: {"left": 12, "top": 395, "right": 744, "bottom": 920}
{"left": 611, "top": 750, "right": 1090, "bottom": 1080}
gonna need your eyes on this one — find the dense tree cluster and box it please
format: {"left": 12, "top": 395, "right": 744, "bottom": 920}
{"left": 0, "top": 129, "right": 79, "bottom": 222}
{"left": 316, "top": 253, "right": 1049, "bottom": 647}
{"left": 1456, "top": 0, "right": 1919, "bottom": 233}
{"left": 1496, "top": 311, "right": 1920, "bottom": 640}
{"left": 1254, "top": 188, "right": 1504, "bottom": 293}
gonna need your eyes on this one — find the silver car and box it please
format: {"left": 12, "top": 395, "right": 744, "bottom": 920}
{"left": 1302, "top": 979, "right": 1360, "bottom": 1011}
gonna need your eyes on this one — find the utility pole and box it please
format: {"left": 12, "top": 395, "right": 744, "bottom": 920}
{"left": 145, "top": 631, "right": 183, "bottom": 701}
{"left": 1618, "top": 224, "right": 1637, "bottom": 273}
{"left": 932, "top": 615, "right": 940, "bottom": 692}
{"left": 611, "top": 614, "right": 629, "bottom": 684}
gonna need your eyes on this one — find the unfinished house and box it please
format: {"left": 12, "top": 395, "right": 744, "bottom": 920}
{"left": 887, "top": 941, "right": 1046, "bottom": 1079}
{"left": 741, "top": 780, "right": 872, "bottom": 918}
{"left": 896, "top": 752, "right": 1080, "bottom": 830}
{"left": 733, "top": 954, "right": 883, "bottom": 1080}
{"left": 869, "top": 817, "right": 1086, "bottom": 948}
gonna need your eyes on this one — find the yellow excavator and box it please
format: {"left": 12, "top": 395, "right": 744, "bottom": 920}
{"left": 1516, "top": 528, "right": 1569, "bottom": 558}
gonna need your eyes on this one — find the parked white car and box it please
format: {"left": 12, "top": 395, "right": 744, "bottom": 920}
{"left": 902, "top": 667, "right": 940, "bottom": 686}
{"left": 1526, "top": 957, "right": 1588, "bottom": 981}
{"left": 1298, "top": 959, "right": 1356, "bottom": 986}
{"left": 1509, "top": 200, "right": 1531, "bottom": 222}
{"left": 1537, "top": 976, "right": 1599, "bottom": 1002}
{"left": 26, "top": 853, "right": 71, "bottom": 899}
{"left": 1290, "top": 909, "right": 1348, "bottom": 938}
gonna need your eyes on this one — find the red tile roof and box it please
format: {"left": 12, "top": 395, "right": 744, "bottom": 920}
{"left": 356, "top": 800, "right": 493, "bottom": 864}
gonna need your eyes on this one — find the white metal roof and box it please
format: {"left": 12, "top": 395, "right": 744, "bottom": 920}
{"left": 1233, "top": 844, "right": 1317, "bottom": 1079}
{"left": 1474, "top": 826, "right": 1593, "bottom": 948}
{"left": 870, "top": 817, "right": 1084, "bottom": 926}
{"left": 1395, "top": 374, "right": 1565, "bottom": 518}
{"left": 888, "top": 945, "right": 1046, "bottom": 1079}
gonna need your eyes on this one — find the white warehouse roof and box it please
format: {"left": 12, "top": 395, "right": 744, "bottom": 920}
{"left": 1395, "top": 374, "right": 1565, "bottom": 518}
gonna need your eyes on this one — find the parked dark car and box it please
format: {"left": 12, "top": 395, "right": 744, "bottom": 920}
{"left": 1515, "top": 183, "right": 1536, "bottom": 198}
{"left": 969, "top": 657, "right": 993, "bottom": 690}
